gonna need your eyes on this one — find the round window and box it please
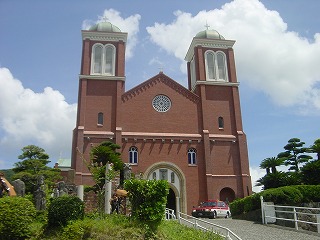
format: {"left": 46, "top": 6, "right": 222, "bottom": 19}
{"left": 152, "top": 95, "right": 171, "bottom": 112}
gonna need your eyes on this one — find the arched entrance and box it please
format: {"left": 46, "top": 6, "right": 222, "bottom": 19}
{"left": 220, "top": 187, "right": 235, "bottom": 203}
{"left": 166, "top": 188, "right": 176, "bottom": 212}
{"left": 143, "top": 161, "right": 187, "bottom": 214}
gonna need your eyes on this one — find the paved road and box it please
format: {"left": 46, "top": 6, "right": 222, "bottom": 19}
{"left": 204, "top": 218, "right": 320, "bottom": 240}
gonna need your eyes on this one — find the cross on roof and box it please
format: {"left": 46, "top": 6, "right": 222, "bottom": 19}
{"left": 205, "top": 21, "right": 210, "bottom": 30}
{"left": 159, "top": 65, "right": 164, "bottom": 73}
{"left": 102, "top": 16, "right": 109, "bottom": 22}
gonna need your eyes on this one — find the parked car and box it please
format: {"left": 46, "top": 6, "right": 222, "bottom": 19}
{"left": 192, "top": 200, "right": 230, "bottom": 219}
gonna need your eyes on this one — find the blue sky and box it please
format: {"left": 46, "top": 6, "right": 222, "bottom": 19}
{"left": 0, "top": 0, "right": 319, "bottom": 191}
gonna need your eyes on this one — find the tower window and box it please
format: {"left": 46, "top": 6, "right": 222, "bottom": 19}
{"left": 129, "top": 146, "right": 138, "bottom": 164}
{"left": 188, "top": 148, "right": 197, "bottom": 165}
{"left": 205, "top": 50, "right": 228, "bottom": 81}
{"left": 92, "top": 44, "right": 103, "bottom": 74}
{"left": 217, "top": 52, "right": 227, "bottom": 80}
{"left": 97, "top": 112, "right": 104, "bottom": 125}
{"left": 206, "top": 52, "right": 215, "bottom": 80}
{"left": 91, "top": 43, "right": 116, "bottom": 76}
{"left": 218, "top": 116, "right": 224, "bottom": 129}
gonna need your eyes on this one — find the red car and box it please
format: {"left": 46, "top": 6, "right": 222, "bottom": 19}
{"left": 192, "top": 200, "right": 230, "bottom": 219}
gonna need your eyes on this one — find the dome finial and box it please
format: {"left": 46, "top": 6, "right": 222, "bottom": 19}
{"left": 205, "top": 21, "right": 210, "bottom": 30}
{"left": 102, "top": 16, "right": 109, "bottom": 22}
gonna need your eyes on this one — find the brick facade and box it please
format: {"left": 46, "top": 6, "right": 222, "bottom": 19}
{"left": 71, "top": 22, "right": 252, "bottom": 215}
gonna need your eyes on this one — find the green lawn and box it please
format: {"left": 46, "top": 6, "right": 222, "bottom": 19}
{"left": 34, "top": 214, "right": 223, "bottom": 240}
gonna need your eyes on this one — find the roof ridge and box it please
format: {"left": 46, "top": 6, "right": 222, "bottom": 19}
{"left": 122, "top": 73, "right": 200, "bottom": 103}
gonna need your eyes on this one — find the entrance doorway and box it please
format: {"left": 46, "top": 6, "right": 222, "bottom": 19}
{"left": 219, "top": 187, "right": 235, "bottom": 203}
{"left": 166, "top": 188, "right": 176, "bottom": 212}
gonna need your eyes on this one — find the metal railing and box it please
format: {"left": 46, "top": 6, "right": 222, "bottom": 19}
{"left": 165, "top": 208, "right": 241, "bottom": 240}
{"left": 261, "top": 196, "right": 320, "bottom": 233}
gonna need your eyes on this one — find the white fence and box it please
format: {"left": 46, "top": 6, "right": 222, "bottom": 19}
{"left": 260, "top": 196, "right": 320, "bottom": 233}
{"left": 165, "top": 208, "right": 241, "bottom": 240}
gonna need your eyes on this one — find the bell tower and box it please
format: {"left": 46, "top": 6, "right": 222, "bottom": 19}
{"left": 71, "top": 21, "right": 128, "bottom": 185}
{"left": 185, "top": 28, "right": 252, "bottom": 199}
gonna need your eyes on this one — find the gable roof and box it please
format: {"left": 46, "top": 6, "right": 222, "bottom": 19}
{"left": 122, "top": 72, "right": 200, "bottom": 103}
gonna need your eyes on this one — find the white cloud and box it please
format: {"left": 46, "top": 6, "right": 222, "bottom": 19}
{"left": 146, "top": 0, "right": 320, "bottom": 112}
{"left": 0, "top": 68, "right": 77, "bottom": 168}
{"left": 82, "top": 9, "right": 141, "bottom": 59}
{"left": 250, "top": 166, "right": 265, "bottom": 193}
{"left": 148, "top": 57, "right": 164, "bottom": 67}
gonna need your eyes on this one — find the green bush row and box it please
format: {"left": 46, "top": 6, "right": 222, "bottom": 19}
{"left": 0, "top": 195, "right": 85, "bottom": 239}
{"left": 230, "top": 185, "right": 320, "bottom": 216}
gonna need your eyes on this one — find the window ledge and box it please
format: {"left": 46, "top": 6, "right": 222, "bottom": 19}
{"left": 188, "top": 164, "right": 197, "bottom": 167}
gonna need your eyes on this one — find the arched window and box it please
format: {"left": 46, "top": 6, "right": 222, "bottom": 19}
{"left": 218, "top": 116, "right": 224, "bottom": 129}
{"left": 104, "top": 45, "right": 115, "bottom": 75}
{"left": 92, "top": 44, "right": 103, "bottom": 74}
{"left": 171, "top": 172, "right": 175, "bottom": 183}
{"left": 205, "top": 51, "right": 215, "bottom": 80}
{"left": 205, "top": 50, "right": 228, "bottom": 81}
{"left": 129, "top": 146, "right": 138, "bottom": 164}
{"left": 91, "top": 44, "right": 115, "bottom": 76}
{"left": 97, "top": 112, "right": 103, "bottom": 125}
{"left": 188, "top": 148, "right": 197, "bottom": 165}
{"left": 217, "top": 52, "right": 227, "bottom": 81}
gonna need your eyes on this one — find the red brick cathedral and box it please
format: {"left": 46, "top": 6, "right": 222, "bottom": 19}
{"left": 71, "top": 21, "right": 252, "bottom": 214}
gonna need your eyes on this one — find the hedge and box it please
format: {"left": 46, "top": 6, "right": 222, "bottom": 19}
{"left": 230, "top": 185, "right": 320, "bottom": 216}
{"left": 0, "top": 197, "right": 36, "bottom": 239}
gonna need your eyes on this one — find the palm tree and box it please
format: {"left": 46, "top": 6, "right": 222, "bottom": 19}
{"left": 259, "top": 157, "right": 284, "bottom": 174}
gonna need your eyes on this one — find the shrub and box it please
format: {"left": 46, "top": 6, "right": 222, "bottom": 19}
{"left": 61, "top": 218, "right": 94, "bottom": 240}
{"left": 295, "top": 185, "right": 320, "bottom": 202}
{"left": 261, "top": 186, "right": 303, "bottom": 204}
{"left": 230, "top": 185, "right": 320, "bottom": 217}
{"left": 124, "top": 179, "right": 169, "bottom": 236}
{"left": 0, "top": 196, "right": 36, "bottom": 239}
{"left": 48, "top": 195, "right": 84, "bottom": 227}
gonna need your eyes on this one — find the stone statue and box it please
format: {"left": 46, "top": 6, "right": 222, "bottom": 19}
{"left": 12, "top": 179, "right": 25, "bottom": 197}
{"left": 57, "top": 181, "right": 67, "bottom": 196}
{"left": 123, "top": 163, "right": 132, "bottom": 180}
{"left": 34, "top": 175, "right": 46, "bottom": 210}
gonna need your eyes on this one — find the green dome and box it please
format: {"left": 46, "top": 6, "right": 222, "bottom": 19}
{"left": 195, "top": 29, "right": 225, "bottom": 40}
{"left": 89, "top": 21, "right": 121, "bottom": 32}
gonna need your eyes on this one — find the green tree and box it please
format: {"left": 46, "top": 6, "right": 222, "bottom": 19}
{"left": 309, "top": 139, "right": 320, "bottom": 160}
{"left": 12, "top": 145, "right": 61, "bottom": 194}
{"left": 277, "top": 138, "right": 312, "bottom": 172}
{"left": 88, "top": 141, "right": 124, "bottom": 215}
{"left": 256, "top": 171, "right": 288, "bottom": 190}
{"left": 259, "top": 157, "right": 284, "bottom": 174}
{"left": 89, "top": 141, "right": 124, "bottom": 190}
{"left": 301, "top": 160, "right": 320, "bottom": 184}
